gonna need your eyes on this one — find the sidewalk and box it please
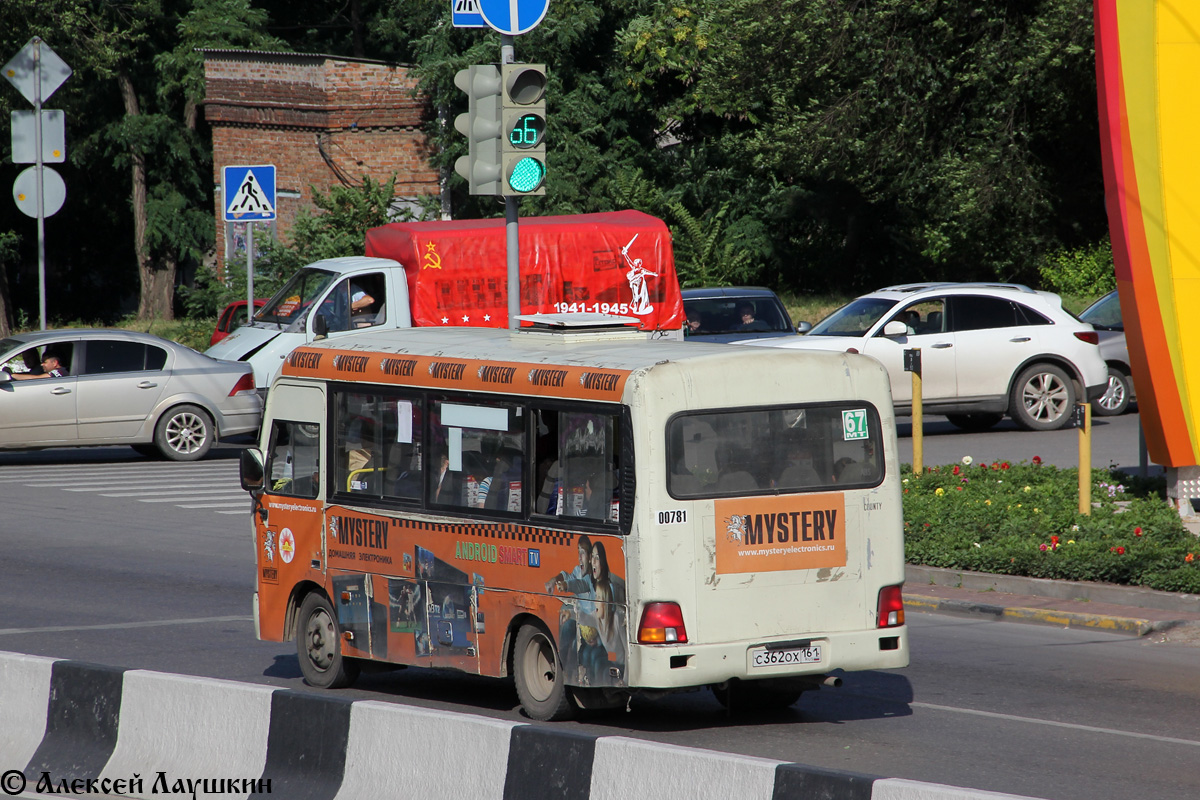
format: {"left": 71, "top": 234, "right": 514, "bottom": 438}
{"left": 904, "top": 564, "right": 1200, "bottom": 637}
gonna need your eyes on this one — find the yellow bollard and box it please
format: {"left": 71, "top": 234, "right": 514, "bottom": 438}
{"left": 1078, "top": 401, "right": 1092, "bottom": 515}
{"left": 912, "top": 362, "right": 923, "bottom": 475}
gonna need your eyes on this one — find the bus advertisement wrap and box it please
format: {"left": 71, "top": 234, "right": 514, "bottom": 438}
{"left": 310, "top": 507, "right": 629, "bottom": 688}
{"left": 714, "top": 494, "right": 848, "bottom": 574}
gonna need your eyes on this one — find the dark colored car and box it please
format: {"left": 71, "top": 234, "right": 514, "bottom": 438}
{"left": 210, "top": 298, "right": 268, "bottom": 347}
{"left": 681, "top": 287, "right": 798, "bottom": 343}
{"left": 1078, "top": 290, "right": 1135, "bottom": 416}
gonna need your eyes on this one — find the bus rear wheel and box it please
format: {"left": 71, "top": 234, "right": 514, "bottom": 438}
{"left": 513, "top": 624, "right": 576, "bottom": 721}
{"left": 296, "top": 593, "right": 360, "bottom": 689}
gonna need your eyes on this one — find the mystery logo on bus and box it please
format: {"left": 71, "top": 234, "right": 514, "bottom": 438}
{"left": 327, "top": 514, "right": 394, "bottom": 566}
{"left": 713, "top": 494, "right": 847, "bottom": 574}
{"left": 333, "top": 354, "right": 370, "bottom": 374}
{"left": 579, "top": 371, "right": 621, "bottom": 392}
{"left": 528, "top": 368, "right": 567, "bottom": 388}
{"left": 428, "top": 361, "right": 466, "bottom": 381}
{"left": 381, "top": 357, "right": 418, "bottom": 377}
{"left": 287, "top": 350, "right": 323, "bottom": 370}
{"left": 478, "top": 364, "right": 516, "bottom": 385}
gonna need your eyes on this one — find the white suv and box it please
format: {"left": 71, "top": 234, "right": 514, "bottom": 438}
{"left": 745, "top": 283, "right": 1109, "bottom": 431}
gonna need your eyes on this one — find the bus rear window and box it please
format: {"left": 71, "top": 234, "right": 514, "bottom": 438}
{"left": 667, "top": 404, "right": 883, "bottom": 498}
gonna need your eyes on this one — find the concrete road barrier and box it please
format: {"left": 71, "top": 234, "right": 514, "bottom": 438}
{"left": 0, "top": 650, "right": 1043, "bottom": 800}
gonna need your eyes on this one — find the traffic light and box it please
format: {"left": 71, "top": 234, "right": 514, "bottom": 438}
{"left": 453, "top": 65, "right": 503, "bottom": 195}
{"left": 500, "top": 64, "right": 547, "bottom": 196}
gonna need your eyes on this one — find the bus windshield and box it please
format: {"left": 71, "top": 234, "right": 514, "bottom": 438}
{"left": 668, "top": 403, "right": 883, "bottom": 497}
{"left": 807, "top": 298, "right": 897, "bottom": 337}
{"left": 257, "top": 268, "right": 338, "bottom": 325}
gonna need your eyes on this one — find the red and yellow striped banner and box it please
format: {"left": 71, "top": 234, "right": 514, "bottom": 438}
{"left": 1095, "top": 0, "right": 1200, "bottom": 466}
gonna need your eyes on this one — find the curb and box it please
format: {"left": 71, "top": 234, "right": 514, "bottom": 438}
{"left": 906, "top": 565, "right": 1200, "bottom": 614}
{"left": 903, "top": 593, "right": 1159, "bottom": 635}
{"left": 0, "top": 650, "right": 1044, "bottom": 800}
{"left": 904, "top": 565, "right": 1200, "bottom": 636}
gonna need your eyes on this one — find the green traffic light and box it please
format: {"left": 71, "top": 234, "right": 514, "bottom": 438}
{"left": 507, "top": 157, "right": 546, "bottom": 193}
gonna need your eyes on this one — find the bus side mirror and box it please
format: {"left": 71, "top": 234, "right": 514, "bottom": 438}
{"left": 240, "top": 448, "right": 265, "bottom": 492}
{"left": 313, "top": 313, "right": 329, "bottom": 340}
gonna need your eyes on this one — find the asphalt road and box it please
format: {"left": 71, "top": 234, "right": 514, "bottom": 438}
{"left": 2, "top": 417, "right": 1198, "bottom": 800}
{"left": 896, "top": 408, "right": 1152, "bottom": 476}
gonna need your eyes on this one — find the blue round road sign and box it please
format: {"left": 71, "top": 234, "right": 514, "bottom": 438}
{"left": 477, "top": 0, "right": 548, "bottom": 35}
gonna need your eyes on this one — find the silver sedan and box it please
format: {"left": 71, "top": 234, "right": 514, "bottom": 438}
{"left": 0, "top": 329, "right": 262, "bottom": 460}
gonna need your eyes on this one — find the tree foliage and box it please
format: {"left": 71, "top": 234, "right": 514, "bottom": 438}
{"left": 617, "top": 0, "right": 1102, "bottom": 292}
{"left": 1, "top": 0, "right": 1107, "bottom": 327}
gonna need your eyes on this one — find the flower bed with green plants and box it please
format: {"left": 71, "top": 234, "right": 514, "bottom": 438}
{"left": 902, "top": 456, "right": 1200, "bottom": 594}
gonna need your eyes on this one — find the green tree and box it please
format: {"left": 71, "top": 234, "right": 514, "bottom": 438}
{"left": 618, "top": 0, "right": 1104, "bottom": 292}
{"left": 268, "top": 174, "right": 410, "bottom": 270}
{"left": 1, "top": 0, "right": 281, "bottom": 324}
{"left": 0, "top": 231, "right": 22, "bottom": 336}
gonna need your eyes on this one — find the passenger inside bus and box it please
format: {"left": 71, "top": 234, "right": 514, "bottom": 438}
{"left": 479, "top": 447, "right": 523, "bottom": 511}
{"left": 776, "top": 433, "right": 825, "bottom": 488}
{"left": 385, "top": 442, "right": 421, "bottom": 500}
{"left": 431, "top": 454, "right": 460, "bottom": 504}
{"left": 534, "top": 414, "right": 561, "bottom": 514}
{"left": 713, "top": 445, "right": 759, "bottom": 492}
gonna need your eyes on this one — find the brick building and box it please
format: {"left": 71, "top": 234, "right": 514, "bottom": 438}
{"left": 202, "top": 50, "right": 441, "bottom": 275}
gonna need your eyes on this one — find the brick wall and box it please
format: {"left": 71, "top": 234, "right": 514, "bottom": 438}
{"left": 203, "top": 50, "right": 440, "bottom": 276}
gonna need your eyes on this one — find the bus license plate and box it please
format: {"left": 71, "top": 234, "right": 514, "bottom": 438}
{"left": 751, "top": 645, "right": 822, "bottom": 668}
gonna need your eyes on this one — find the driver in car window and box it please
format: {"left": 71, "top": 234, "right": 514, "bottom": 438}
{"left": 6, "top": 352, "right": 67, "bottom": 380}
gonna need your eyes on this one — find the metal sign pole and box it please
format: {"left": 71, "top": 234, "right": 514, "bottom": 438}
{"left": 33, "top": 41, "right": 46, "bottom": 330}
{"left": 246, "top": 222, "right": 255, "bottom": 315}
{"left": 502, "top": 35, "right": 519, "bottom": 330}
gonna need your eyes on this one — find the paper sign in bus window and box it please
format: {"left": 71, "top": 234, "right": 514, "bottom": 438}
{"left": 396, "top": 399, "right": 413, "bottom": 443}
{"left": 441, "top": 402, "right": 509, "bottom": 430}
{"left": 842, "top": 409, "right": 869, "bottom": 441}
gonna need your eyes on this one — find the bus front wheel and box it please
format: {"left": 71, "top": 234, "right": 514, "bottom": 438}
{"left": 296, "top": 593, "right": 360, "bottom": 689}
{"left": 513, "top": 624, "right": 576, "bottom": 721}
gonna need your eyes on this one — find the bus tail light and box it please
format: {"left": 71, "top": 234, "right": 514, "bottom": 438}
{"left": 877, "top": 584, "right": 905, "bottom": 628}
{"left": 229, "top": 372, "right": 256, "bottom": 396}
{"left": 638, "top": 602, "right": 688, "bottom": 644}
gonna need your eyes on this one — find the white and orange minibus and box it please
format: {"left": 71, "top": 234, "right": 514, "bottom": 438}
{"left": 241, "top": 315, "right": 908, "bottom": 719}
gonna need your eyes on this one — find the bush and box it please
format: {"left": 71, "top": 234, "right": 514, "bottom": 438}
{"left": 1038, "top": 241, "right": 1116, "bottom": 297}
{"left": 903, "top": 458, "right": 1200, "bottom": 593}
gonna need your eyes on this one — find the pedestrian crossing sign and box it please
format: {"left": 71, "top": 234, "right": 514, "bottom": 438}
{"left": 452, "top": 0, "right": 487, "bottom": 26}
{"left": 223, "top": 164, "right": 276, "bottom": 221}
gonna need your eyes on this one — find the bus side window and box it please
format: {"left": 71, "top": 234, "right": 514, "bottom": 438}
{"left": 333, "top": 391, "right": 423, "bottom": 502}
{"left": 429, "top": 398, "right": 527, "bottom": 514}
{"left": 338, "top": 392, "right": 383, "bottom": 495}
{"left": 267, "top": 420, "right": 320, "bottom": 499}
{"left": 534, "top": 408, "right": 620, "bottom": 524}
